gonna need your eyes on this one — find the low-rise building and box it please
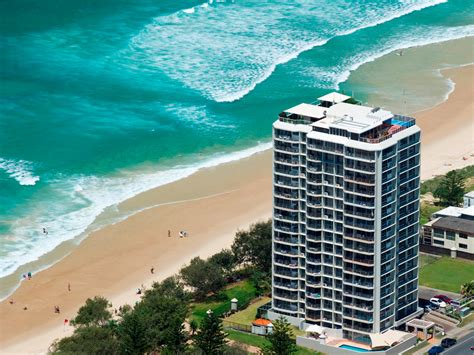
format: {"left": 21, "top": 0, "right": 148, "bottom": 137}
{"left": 464, "top": 191, "right": 474, "bottom": 208}
{"left": 421, "top": 205, "right": 474, "bottom": 259}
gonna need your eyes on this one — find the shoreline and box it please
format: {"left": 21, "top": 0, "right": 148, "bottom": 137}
{"left": 1, "top": 37, "right": 472, "bottom": 300}
{"left": 0, "top": 67, "right": 473, "bottom": 354}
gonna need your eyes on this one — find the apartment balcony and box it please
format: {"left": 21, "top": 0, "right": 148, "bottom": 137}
{"left": 344, "top": 183, "right": 375, "bottom": 197}
{"left": 274, "top": 156, "right": 301, "bottom": 166}
{"left": 274, "top": 140, "right": 300, "bottom": 153}
{"left": 343, "top": 309, "right": 374, "bottom": 323}
{"left": 274, "top": 289, "right": 299, "bottom": 301}
{"left": 342, "top": 320, "right": 373, "bottom": 333}
{"left": 344, "top": 161, "right": 376, "bottom": 173}
{"left": 274, "top": 245, "right": 299, "bottom": 257}
{"left": 274, "top": 188, "right": 299, "bottom": 200}
{"left": 344, "top": 230, "right": 374, "bottom": 243}
{"left": 306, "top": 246, "right": 321, "bottom": 254}
{"left": 307, "top": 267, "right": 321, "bottom": 276}
{"left": 344, "top": 196, "right": 375, "bottom": 208}
{"left": 344, "top": 219, "right": 375, "bottom": 232}
{"left": 274, "top": 257, "right": 299, "bottom": 268}
{"left": 306, "top": 291, "right": 322, "bottom": 300}
{"left": 344, "top": 208, "right": 374, "bottom": 220}
{"left": 275, "top": 165, "right": 300, "bottom": 177}
{"left": 274, "top": 177, "right": 300, "bottom": 188}
{"left": 274, "top": 281, "right": 299, "bottom": 291}
{"left": 343, "top": 289, "right": 374, "bottom": 301}
{"left": 274, "top": 233, "right": 299, "bottom": 245}
{"left": 274, "top": 212, "right": 299, "bottom": 223}
{"left": 306, "top": 300, "right": 321, "bottom": 310}
{"left": 343, "top": 278, "right": 374, "bottom": 289}
{"left": 307, "top": 256, "right": 322, "bottom": 265}
{"left": 344, "top": 265, "right": 374, "bottom": 277}
{"left": 345, "top": 302, "right": 373, "bottom": 312}
{"left": 274, "top": 267, "right": 298, "bottom": 278}
{"left": 345, "top": 149, "right": 375, "bottom": 162}
{"left": 344, "top": 242, "right": 374, "bottom": 254}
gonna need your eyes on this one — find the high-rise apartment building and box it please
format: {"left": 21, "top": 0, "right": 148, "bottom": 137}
{"left": 270, "top": 92, "right": 421, "bottom": 341}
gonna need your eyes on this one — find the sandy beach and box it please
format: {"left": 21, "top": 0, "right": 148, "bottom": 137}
{"left": 1, "top": 64, "right": 473, "bottom": 354}
{"left": 416, "top": 65, "right": 474, "bottom": 179}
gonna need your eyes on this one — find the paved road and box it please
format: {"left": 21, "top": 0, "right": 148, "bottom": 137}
{"left": 443, "top": 332, "right": 474, "bottom": 355}
{"left": 419, "top": 286, "right": 461, "bottom": 301}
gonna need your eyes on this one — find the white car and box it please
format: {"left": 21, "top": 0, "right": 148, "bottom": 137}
{"left": 430, "top": 297, "right": 447, "bottom": 308}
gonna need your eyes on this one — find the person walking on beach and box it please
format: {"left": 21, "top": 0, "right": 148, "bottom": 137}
{"left": 150, "top": 267, "right": 154, "bottom": 274}
{"left": 68, "top": 282, "right": 71, "bottom": 292}
{"left": 27, "top": 271, "right": 32, "bottom": 280}
{"left": 168, "top": 229, "right": 171, "bottom": 238}
{"left": 54, "top": 305, "right": 61, "bottom": 314}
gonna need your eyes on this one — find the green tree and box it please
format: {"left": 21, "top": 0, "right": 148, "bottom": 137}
{"left": 118, "top": 307, "right": 149, "bottom": 355}
{"left": 194, "top": 311, "right": 228, "bottom": 354}
{"left": 434, "top": 170, "right": 465, "bottom": 206}
{"left": 180, "top": 257, "right": 226, "bottom": 300}
{"left": 231, "top": 220, "right": 272, "bottom": 272}
{"left": 250, "top": 271, "right": 271, "bottom": 297}
{"left": 461, "top": 280, "right": 474, "bottom": 297}
{"left": 49, "top": 326, "right": 120, "bottom": 354}
{"left": 209, "top": 249, "right": 237, "bottom": 278}
{"left": 261, "top": 317, "right": 297, "bottom": 355}
{"left": 71, "top": 296, "right": 112, "bottom": 327}
{"left": 117, "top": 277, "right": 189, "bottom": 354}
{"left": 189, "top": 319, "right": 199, "bottom": 336}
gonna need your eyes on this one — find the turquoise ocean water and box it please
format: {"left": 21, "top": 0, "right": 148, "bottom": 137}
{"left": 1, "top": 0, "right": 473, "bottom": 296}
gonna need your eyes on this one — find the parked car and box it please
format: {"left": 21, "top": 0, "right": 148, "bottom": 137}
{"left": 441, "top": 338, "right": 456, "bottom": 348}
{"left": 450, "top": 299, "right": 461, "bottom": 308}
{"left": 435, "top": 294, "right": 452, "bottom": 304}
{"left": 430, "top": 297, "right": 447, "bottom": 308}
{"left": 428, "top": 345, "right": 444, "bottom": 354}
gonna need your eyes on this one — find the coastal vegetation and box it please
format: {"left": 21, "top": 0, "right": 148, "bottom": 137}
{"left": 419, "top": 255, "right": 474, "bottom": 293}
{"left": 49, "top": 220, "right": 300, "bottom": 354}
{"left": 419, "top": 165, "right": 474, "bottom": 225}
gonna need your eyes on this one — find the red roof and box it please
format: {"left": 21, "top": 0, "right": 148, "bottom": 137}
{"left": 252, "top": 318, "right": 272, "bottom": 326}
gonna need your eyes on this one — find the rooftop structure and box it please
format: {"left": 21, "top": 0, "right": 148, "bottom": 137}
{"left": 277, "top": 97, "right": 415, "bottom": 144}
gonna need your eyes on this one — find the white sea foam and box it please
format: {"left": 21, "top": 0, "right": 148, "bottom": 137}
{"left": 0, "top": 158, "right": 40, "bottom": 186}
{"left": 128, "top": 0, "right": 447, "bottom": 103}
{"left": 305, "top": 26, "right": 474, "bottom": 91}
{"left": 0, "top": 142, "right": 272, "bottom": 282}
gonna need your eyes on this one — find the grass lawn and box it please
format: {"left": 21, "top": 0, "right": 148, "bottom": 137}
{"left": 190, "top": 279, "right": 257, "bottom": 323}
{"left": 226, "top": 329, "right": 319, "bottom": 354}
{"left": 419, "top": 256, "right": 474, "bottom": 293}
{"left": 225, "top": 296, "right": 271, "bottom": 325}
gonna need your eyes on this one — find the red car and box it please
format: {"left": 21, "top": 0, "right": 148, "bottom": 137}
{"left": 434, "top": 294, "right": 452, "bottom": 304}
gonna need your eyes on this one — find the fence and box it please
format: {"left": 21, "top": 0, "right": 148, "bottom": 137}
{"left": 223, "top": 320, "right": 252, "bottom": 333}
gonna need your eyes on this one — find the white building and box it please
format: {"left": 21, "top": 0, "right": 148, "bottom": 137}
{"left": 464, "top": 191, "right": 474, "bottom": 208}
{"left": 270, "top": 92, "right": 422, "bottom": 343}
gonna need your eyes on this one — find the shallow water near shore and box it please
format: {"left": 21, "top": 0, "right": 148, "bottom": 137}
{"left": 1, "top": 0, "right": 473, "bottom": 298}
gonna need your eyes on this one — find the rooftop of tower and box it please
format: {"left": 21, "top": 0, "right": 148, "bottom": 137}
{"left": 277, "top": 92, "right": 416, "bottom": 144}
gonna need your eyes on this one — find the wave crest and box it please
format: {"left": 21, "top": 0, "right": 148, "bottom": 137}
{"left": 0, "top": 158, "right": 40, "bottom": 186}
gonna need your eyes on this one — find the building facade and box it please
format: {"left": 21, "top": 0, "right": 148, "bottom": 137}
{"left": 270, "top": 93, "right": 421, "bottom": 341}
{"left": 421, "top": 205, "right": 474, "bottom": 258}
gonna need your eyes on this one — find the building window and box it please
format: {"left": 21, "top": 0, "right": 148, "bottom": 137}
{"left": 433, "top": 228, "right": 444, "bottom": 238}
{"left": 459, "top": 243, "right": 468, "bottom": 249}
{"left": 459, "top": 233, "right": 468, "bottom": 239}
{"left": 446, "top": 231, "right": 455, "bottom": 241}
{"left": 433, "top": 239, "right": 444, "bottom": 246}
